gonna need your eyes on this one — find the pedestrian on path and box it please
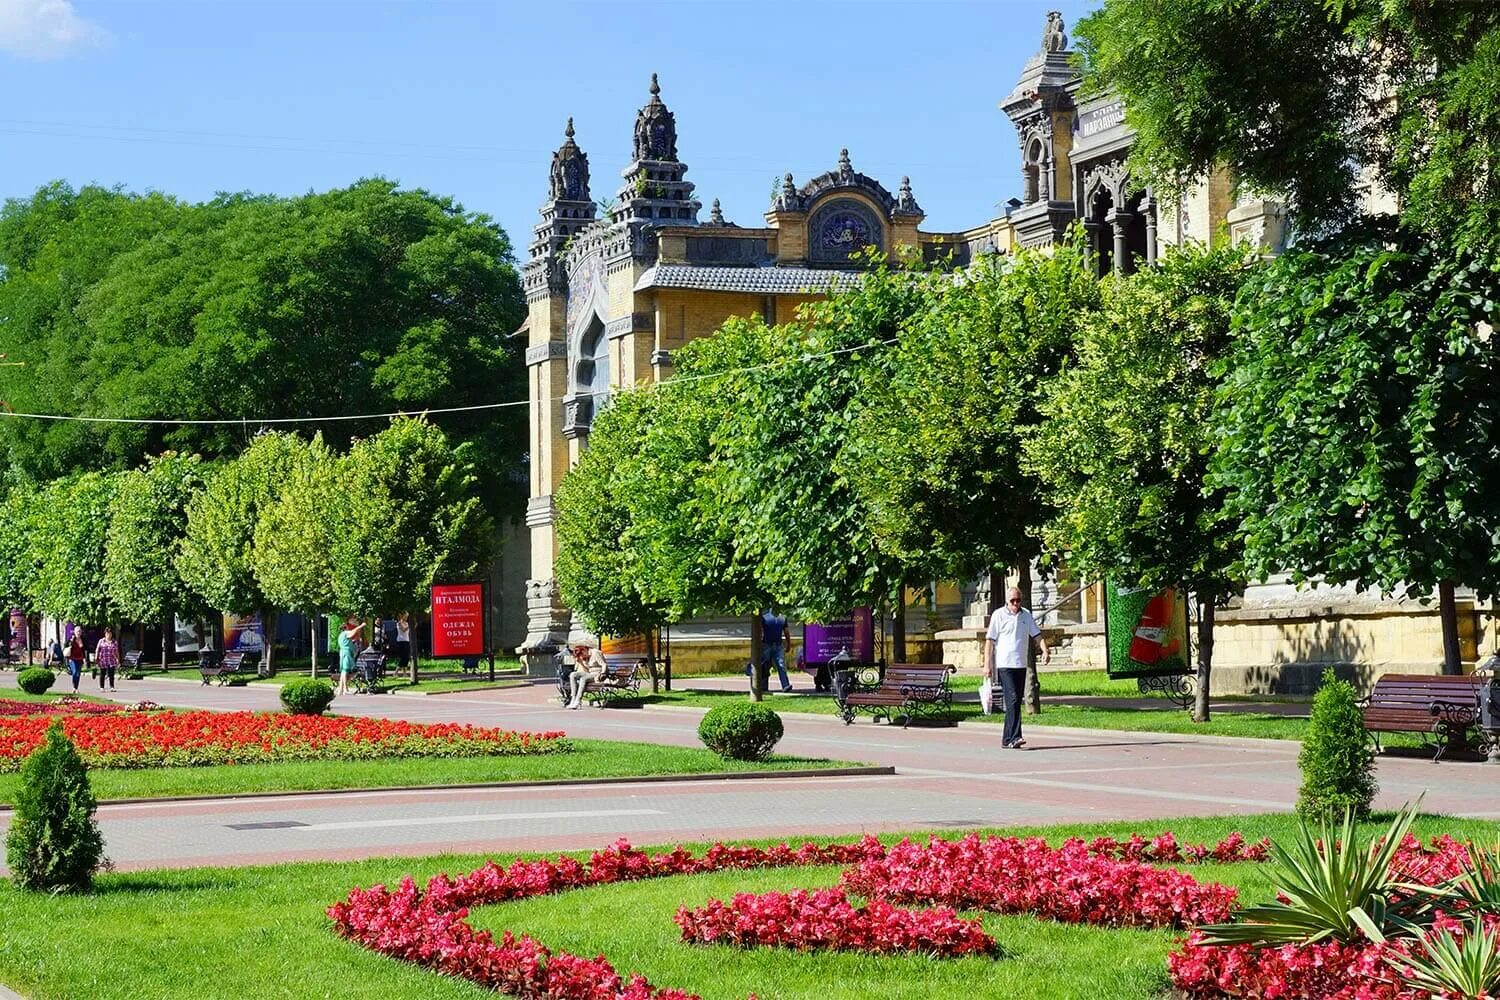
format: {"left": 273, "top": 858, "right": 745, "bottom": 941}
{"left": 984, "top": 586, "right": 1050, "bottom": 749}
{"left": 760, "top": 608, "right": 792, "bottom": 692}
{"left": 65, "top": 628, "right": 87, "bottom": 693}
{"left": 95, "top": 627, "right": 120, "bottom": 692}
{"left": 335, "top": 619, "right": 362, "bottom": 696}
{"left": 395, "top": 613, "right": 412, "bottom": 675}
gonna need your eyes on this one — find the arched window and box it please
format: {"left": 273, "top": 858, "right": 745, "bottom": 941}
{"left": 575, "top": 318, "right": 610, "bottom": 409}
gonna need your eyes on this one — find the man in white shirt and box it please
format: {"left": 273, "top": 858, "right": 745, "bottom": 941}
{"left": 984, "top": 586, "right": 1050, "bottom": 748}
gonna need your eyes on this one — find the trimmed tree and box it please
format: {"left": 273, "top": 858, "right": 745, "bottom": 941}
{"left": 104, "top": 452, "right": 210, "bottom": 669}
{"left": 28, "top": 471, "right": 122, "bottom": 627}
{"left": 1027, "top": 241, "right": 1254, "bottom": 722}
{"left": 1297, "top": 669, "right": 1377, "bottom": 821}
{"left": 6, "top": 720, "right": 105, "bottom": 892}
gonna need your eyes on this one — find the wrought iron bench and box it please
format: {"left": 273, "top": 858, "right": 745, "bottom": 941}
{"left": 1361, "top": 673, "right": 1484, "bottom": 761}
{"left": 579, "top": 654, "right": 645, "bottom": 707}
{"left": 200, "top": 650, "right": 256, "bottom": 686}
{"left": 835, "top": 662, "right": 955, "bottom": 727}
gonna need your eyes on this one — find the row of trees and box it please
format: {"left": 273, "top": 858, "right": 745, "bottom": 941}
{"left": 0, "top": 416, "right": 489, "bottom": 674}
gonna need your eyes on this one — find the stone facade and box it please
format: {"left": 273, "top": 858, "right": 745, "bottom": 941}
{"left": 518, "top": 21, "right": 1483, "bottom": 688}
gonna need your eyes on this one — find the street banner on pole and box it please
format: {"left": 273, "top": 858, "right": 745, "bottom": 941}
{"left": 431, "top": 582, "right": 485, "bottom": 658}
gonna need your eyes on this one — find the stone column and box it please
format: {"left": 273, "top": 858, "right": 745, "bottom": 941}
{"left": 1144, "top": 199, "right": 1159, "bottom": 267}
{"left": 1107, "top": 209, "right": 1133, "bottom": 276}
{"left": 1082, "top": 220, "right": 1103, "bottom": 275}
{"left": 518, "top": 339, "right": 573, "bottom": 674}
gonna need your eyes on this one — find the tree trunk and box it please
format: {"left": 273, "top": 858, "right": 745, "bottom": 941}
{"left": 1193, "top": 597, "right": 1215, "bottom": 723}
{"left": 986, "top": 567, "right": 1005, "bottom": 616}
{"left": 1019, "top": 562, "right": 1041, "bottom": 714}
{"left": 161, "top": 614, "right": 170, "bottom": 672}
{"left": 310, "top": 612, "right": 319, "bottom": 679}
{"left": 748, "top": 613, "right": 764, "bottom": 702}
{"left": 893, "top": 591, "right": 907, "bottom": 664}
{"left": 1439, "top": 580, "right": 1462, "bottom": 675}
{"left": 263, "top": 609, "right": 279, "bottom": 677}
{"left": 646, "top": 628, "right": 661, "bottom": 694}
{"left": 409, "top": 613, "right": 418, "bottom": 685}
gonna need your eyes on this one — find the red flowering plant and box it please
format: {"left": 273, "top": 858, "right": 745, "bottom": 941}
{"left": 0, "top": 698, "right": 124, "bottom": 718}
{"left": 0, "top": 709, "right": 567, "bottom": 771}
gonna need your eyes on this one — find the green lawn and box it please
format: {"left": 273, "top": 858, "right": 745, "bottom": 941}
{"left": 640, "top": 686, "right": 1317, "bottom": 741}
{"left": 0, "top": 739, "right": 856, "bottom": 805}
{"left": 0, "top": 684, "right": 111, "bottom": 705}
{"left": 0, "top": 813, "right": 1490, "bottom": 1000}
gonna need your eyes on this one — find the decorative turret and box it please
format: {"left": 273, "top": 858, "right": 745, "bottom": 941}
{"left": 894, "top": 176, "right": 923, "bottom": 217}
{"left": 613, "top": 73, "right": 700, "bottom": 230}
{"left": 524, "top": 118, "right": 598, "bottom": 300}
{"left": 1000, "top": 10, "right": 1082, "bottom": 248}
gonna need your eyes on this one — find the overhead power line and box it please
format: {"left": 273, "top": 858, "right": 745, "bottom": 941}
{"left": 0, "top": 337, "right": 898, "bottom": 428}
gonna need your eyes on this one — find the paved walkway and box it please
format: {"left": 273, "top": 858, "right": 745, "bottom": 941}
{"left": 2, "top": 675, "right": 1495, "bottom": 871}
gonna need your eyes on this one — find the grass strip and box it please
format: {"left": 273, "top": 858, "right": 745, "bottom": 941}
{"left": 0, "top": 739, "right": 853, "bottom": 806}
{"left": 0, "top": 813, "right": 1492, "bottom": 1000}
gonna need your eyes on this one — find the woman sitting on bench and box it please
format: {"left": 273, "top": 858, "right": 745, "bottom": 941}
{"left": 565, "top": 643, "right": 608, "bottom": 709}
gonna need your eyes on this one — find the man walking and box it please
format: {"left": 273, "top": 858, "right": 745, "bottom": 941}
{"left": 760, "top": 608, "right": 792, "bottom": 693}
{"left": 984, "top": 586, "right": 1050, "bottom": 748}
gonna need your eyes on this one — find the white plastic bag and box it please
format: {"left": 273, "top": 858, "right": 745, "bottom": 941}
{"left": 979, "top": 675, "right": 995, "bottom": 715}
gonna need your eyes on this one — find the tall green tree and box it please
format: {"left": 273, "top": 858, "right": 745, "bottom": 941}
{"left": 1027, "top": 242, "right": 1255, "bottom": 721}
{"left": 1209, "top": 221, "right": 1500, "bottom": 671}
{"left": 327, "top": 416, "right": 492, "bottom": 620}
{"left": 178, "top": 431, "right": 312, "bottom": 672}
{"left": 28, "top": 472, "right": 122, "bottom": 626}
{"left": 0, "top": 179, "right": 527, "bottom": 517}
{"left": 103, "top": 453, "right": 209, "bottom": 666}
{"left": 1075, "top": 0, "right": 1500, "bottom": 248}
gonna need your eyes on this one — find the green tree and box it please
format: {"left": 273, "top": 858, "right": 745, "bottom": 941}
{"left": 27, "top": 471, "right": 121, "bottom": 625}
{"left": 0, "top": 179, "right": 527, "bottom": 517}
{"left": 5, "top": 721, "right": 105, "bottom": 893}
{"left": 178, "top": 431, "right": 311, "bottom": 672}
{"left": 0, "top": 479, "right": 40, "bottom": 612}
{"left": 1026, "top": 242, "right": 1254, "bottom": 722}
{"left": 1210, "top": 221, "right": 1500, "bottom": 670}
{"left": 103, "top": 453, "right": 209, "bottom": 667}
{"left": 250, "top": 434, "right": 339, "bottom": 675}
{"left": 1297, "top": 669, "right": 1377, "bottom": 821}
{"left": 1075, "top": 0, "right": 1500, "bottom": 248}
{"left": 327, "top": 416, "right": 492, "bottom": 620}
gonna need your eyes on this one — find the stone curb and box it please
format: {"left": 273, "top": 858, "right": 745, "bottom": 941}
{"left": 632, "top": 700, "right": 1303, "bottom": 751}
{"left": 0, "top": 765, "right": 895, "bottom": 812}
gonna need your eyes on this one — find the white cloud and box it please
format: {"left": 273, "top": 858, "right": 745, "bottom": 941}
{"left": 0, "top": 0, "right": 109, "bottom": 60}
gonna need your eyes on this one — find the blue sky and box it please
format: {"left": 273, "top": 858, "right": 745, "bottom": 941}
{"left": 1, "top": 0, "right": 1095, "bottom": 251}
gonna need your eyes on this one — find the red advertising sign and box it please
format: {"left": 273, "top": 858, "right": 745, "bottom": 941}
{"left": 430, "top": 582, "right": 485, "bottom": 658}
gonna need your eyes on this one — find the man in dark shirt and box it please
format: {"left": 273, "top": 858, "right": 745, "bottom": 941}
{"left": 760, "top": 608, "right": 791, "bottom": 692}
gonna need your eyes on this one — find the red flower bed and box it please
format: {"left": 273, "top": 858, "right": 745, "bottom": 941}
{"left": 840, "top": 833, "right": 1237, "bottom": 929}
{"left": 0, "top": 698, "right": 124, "bottom": 717}
{"left": 331, "top": 833, "right": 1244, "bottom": 998}
{"left": 1169, "top": 836, "right": 1489, "bottom": 999}
{"left": 1084, "top": 831, "right": 1270, "bottom": 865}
{"left": 0, "top": 709, "right": 567, "bottom": 771}
{"left": 674, "top": 888, "right": 996, "bottom": 957}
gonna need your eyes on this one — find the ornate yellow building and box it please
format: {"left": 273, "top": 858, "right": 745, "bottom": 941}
{"left": 516, "top": 17, "right": 1487, "bottom": 690}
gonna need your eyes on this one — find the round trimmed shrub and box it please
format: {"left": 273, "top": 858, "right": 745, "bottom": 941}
{"left": 1297, "top": 668, "right": 1376, "bottom": 821}
{"left": 17, "top": 667, "right": 55, "bottom": 695}
{"left": 280, "top": 677, "right": 336, "bottom": 716}
{"left": 6, "top": 720, "right": 104, "bottom": 892}
{"left": 698, "top": 702, "right": 784, "bottom": 761}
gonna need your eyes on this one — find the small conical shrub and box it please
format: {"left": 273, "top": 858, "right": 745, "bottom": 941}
{"left": 1297, "top": 668, "right": 1377, "bottom": 821}
{"left": 5, "top": 720, "right": 105, "bottom": 892}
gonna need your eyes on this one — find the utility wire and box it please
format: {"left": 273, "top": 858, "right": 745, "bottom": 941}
{"left": 0, "top": 337, "right": 898, "bottom": 428}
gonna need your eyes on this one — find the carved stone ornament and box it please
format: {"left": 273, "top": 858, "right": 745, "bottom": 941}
{"left": 548, "top": 118, "right": 590, "bottom": 202}
{"left": 1042, "top": 11, "right": 1067, "bottom": 53}
{"left": 632, "top": 73, "right": 678, "bottom": 161}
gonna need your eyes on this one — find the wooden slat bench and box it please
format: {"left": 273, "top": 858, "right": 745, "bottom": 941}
{"left": 836, "top": 662, "right": 956, "bottom": 727}
{"left": 200, "top": 651, "right": 255, "bottom": 686}
{"left": 580, "top": 654, "right": 645, "bottom": 707}
{"left": 1362, "top": 673, "right": 1484, "bottom": 761}
{"left": 122, "top": 650, "right": 144, "bottom": 677}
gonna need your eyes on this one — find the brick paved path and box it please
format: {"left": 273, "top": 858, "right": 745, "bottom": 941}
{"left": 3, "top": 675, "right": 1496, "bottom": 871}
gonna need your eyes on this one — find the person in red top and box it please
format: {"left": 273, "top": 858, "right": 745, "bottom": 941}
{"left": 65, "top": 629, "right": 87, "bottom": 693}
{"left": 95, "top": 627, "right": 121, "bottom": 693}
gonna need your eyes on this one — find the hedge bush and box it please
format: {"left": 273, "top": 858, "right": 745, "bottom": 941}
{"left": 5, "top": 720, "right": 105, "bottom": 892}
{"left": 697, "top": 702, "right": 784, "bottom": 761}
{"left": 17, "top": 668, "right": 55, "bottom": 695}
{"left": 280, "top": 677, "right": 336, "bottom": 716}
{"left": 1297, "top": 668, "right": 1376, "bottom": 821}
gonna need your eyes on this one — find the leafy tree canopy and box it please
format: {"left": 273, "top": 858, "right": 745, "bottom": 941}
{"left": 251, "top": 435, "right": 339, "bottom": 616}
{"left": 1027, "top": 240, "right": 1254, "bottom": 601}
{"left": 27, "top": 471, "right": 121, "bottom": 623}
{"left": 103, "top": 451, "right": 210, "bottom": 623}
{"left": 1075, "top": 0, "right": 1500, "bottom": 247}
{"left": 1209, "top": 219, "right": 1500, "bottom": 598}
{"left": 0, "top": 178, "right": 526, "bottom": 517}
{"left": 844, "top": 241, "right": 1097, "bottom": 581}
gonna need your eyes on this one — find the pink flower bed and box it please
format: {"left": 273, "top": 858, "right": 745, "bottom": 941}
{"left": 840, "top": 833, "right": 1238, "bottom": 929}
{"left": 1169, "top": 835, "right": 1485, "bottom": 1000}
{"left": 331, "top": 831, "right": 1248, "bottom": 998}
{"left": 1085, "top": 831, "right": 1270, "bottom": 865}
{"left": 674, "top": 888, "right": 996, "bottom": 957}
{"left": 0, "top": 697, "right": 124, "bottom": 717}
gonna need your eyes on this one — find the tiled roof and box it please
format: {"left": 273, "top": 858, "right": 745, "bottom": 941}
{"left": 634, "top": 265, "right": 860, "bottom": 295}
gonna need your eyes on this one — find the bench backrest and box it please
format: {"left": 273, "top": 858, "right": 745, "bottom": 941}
{"left": 1368, "top": 674, "right": 1482, "bottom": 711}
{"left": 222, "top": 652, "right": 245, "bottom": 671}
{"left": 600, "top": 654, "right": 642, "bottom": 678}
{"left": 123, "top": 651, "right": 144, "bottom": 668}
{"left": 881, "top": 663, "right": 955, "bottom": 688}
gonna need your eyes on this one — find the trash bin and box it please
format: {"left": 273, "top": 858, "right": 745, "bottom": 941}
{"left": 829, "top": 647, "right": 855, "bottom": 703}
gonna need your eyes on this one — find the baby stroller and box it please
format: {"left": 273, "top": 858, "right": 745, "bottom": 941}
{"left": 353, "top": 648, "right": 387, "bottom": 694}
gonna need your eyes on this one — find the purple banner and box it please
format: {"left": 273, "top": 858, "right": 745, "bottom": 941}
{"left": 802, "top": 607, "right": 874, "bottom": 665}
